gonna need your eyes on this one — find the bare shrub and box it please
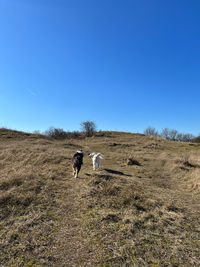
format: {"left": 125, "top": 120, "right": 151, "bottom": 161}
{"left": 81, "top": 121, "right": 97, "bottom": 137}
{"left": 65, "top": 131, "right": 81, "bottom": 139}
{"left": 177, "top": 133, "right": 195, "bottom": 142}
{"left": 143, "top": 127, "right": 158, "bottom": 136}
{"left": 127, "top": 154, "right": 141, "bottom": 166}
{"left": 160, "top": 128, "right": 179, "bottom": 140}
{"left": 168, "top": 129, "right": 178, "bottom": 140}
{"left": 44, "top": 127, "right": 81, "bottom": 139}
{"left": 127, "top": 157, "right": 141, "bottom": 166}
{"left": 45, "top": 127, "right": 66, "bottom": 139}
{"left": 161, "top": 128, "right": 195, "bottom": 142}
{"left": 193, "top": 136, "right": 200, "bottom": 143}
{"left": 176, "top": 133, "right": 184, "bottom": 141}
{"left": 181, "top": 133, "right": 195, "bottom": 142}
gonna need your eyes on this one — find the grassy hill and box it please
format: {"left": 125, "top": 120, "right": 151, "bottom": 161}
{"left": 0, "top": 129, "right": 199, "bottom": 266}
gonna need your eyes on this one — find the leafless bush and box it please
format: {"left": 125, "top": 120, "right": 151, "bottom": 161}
{"left": 181, "top": 133, "right": 195, "bottom": 142}
{"left": 160, "top": 128, "right": 171, "bottom": 140}
{"left": 65, "top": 131, "right": 81, "bottom": 139}
{"left": 194, "top": 135, "right": 200, "bottom": 143}
{"left": 143, "top": 127, "right": 158, "bottom": 136}
{"left": 161, "top": 128, "right": 195, "bottom": 142}
{"left": 127, "top": 157, "right": 141, "bottom": 166}
{"left": 81, "top": 121, "right": 97, "bottom": 137}
{"left": 169, "top": 129, "right": 178, "bottom": 140}
{"left": 127, "top": 153, "right": 141, "bottom": 166}
{"left": 161, "top": 128, "right": 180, "bottom": 140}
{"left": 44, "top": 127, "right": 81, "bottom": 139}
{"left": 176, "top": 133, "right": 194, "bottom": 142}
{"left": 44, "top": 127, "right": 67, "bottom": 139}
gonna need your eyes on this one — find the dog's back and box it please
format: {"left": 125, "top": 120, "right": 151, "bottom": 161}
{"left": 96, "top": 153, "right": 104, "bottom": 160}
{"left": 72, "top": 150, "right": 84, "bottom": 178}
{"left": 72, "top": 154, "right": 83, "bottom": 169}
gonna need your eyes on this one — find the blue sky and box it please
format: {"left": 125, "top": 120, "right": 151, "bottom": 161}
{"left": 1, "top": 0, "right": 200, "bottom": 134}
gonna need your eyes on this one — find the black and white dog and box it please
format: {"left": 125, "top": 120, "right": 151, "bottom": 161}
{"left": 72, "top": 150, "right": 84, "bottom": 178}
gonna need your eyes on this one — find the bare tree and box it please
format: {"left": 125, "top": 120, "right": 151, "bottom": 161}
{"left": 176, "top": 133, "right": 184, "bottom": 141}
{"left": 81, "top": 121, "right": 97, "bottom": 137}
{"left": 181, "top": 133, "right": 195, "bottom": 142}
{"left": 161, "top": 128, "right": 195, "bottom": 142}
{"left": 194, "top": 135, "right": 200, "bottom": 143}
{"left": 144, "top": 126, "right": 158, "bottom": 136}
{"left": 161, "top": 128, "right": 171, "bottom": 139}
{"left": 168, "top": 129, "right": 178, "bottom": 141}
{"left": 44, "top": 127, "right": 68, "bottom": 139}
{"left": 44, "top": 127, "right": 81, "bottom": 139}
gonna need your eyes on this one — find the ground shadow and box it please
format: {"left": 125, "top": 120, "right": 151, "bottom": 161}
{"left": 85, "top": 173, "right": 113, "bottom": 180}
{"left": 104, "top": 168, "right": 132, "bottom": 177}
{"left": 94, "top": 174, "right": 113, "bottom": 180}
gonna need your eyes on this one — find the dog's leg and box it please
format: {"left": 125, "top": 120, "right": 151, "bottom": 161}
{"left": 72, "top": 166, "right": 76, "bottom": 176}
{"left": 76, "top": 165, "right": 81, "bottom": 178}
{"left": 96, "top": 158, "right": 100, "bottom": 169}
{"left": 75, "top": 168, "right": 78, "bottom": 178}
{"left": 93, "top": 159, "right": 96, "bottom": 170}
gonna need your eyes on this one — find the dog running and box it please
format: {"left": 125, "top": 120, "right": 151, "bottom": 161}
{"left": 72, "top": 150, "right": 84, "bottom": 178}
{"left": 89, "top": 152, "right": 104, "bottom": 170}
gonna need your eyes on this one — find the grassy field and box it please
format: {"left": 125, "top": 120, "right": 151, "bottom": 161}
{"left": 0, "top": 129, "right": 199, "bottom": 266}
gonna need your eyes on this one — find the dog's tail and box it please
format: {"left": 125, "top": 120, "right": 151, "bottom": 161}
{"left": 98, "top": 153, "right": 104, "bottom": 159}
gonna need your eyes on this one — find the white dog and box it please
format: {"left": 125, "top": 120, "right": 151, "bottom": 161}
{"left": 89, "top": 153, "right": 104, "bottom": 170}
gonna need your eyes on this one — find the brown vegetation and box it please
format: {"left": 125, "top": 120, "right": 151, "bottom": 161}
{"left": 0, "top": 129, "right": 199, "bottom": 266}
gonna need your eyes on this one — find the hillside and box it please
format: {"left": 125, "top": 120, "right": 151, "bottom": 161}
{"left": 0, "top": 130, "right": 199, "bottom": 266}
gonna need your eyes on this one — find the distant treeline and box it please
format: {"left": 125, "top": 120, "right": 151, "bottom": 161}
{"left": 44, "top": 127, "right": 82, "bottom": 139}
{"left": 143, "top": 126, "right": 200, "bottom": 143}
{"left": 41, "top": 121, "right": 97, "bottom": 139}
{"left": 33, "top": 122, "right": 200, "bottom": 143}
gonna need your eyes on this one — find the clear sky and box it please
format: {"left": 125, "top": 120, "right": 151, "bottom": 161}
{"left": 1, "top": 0, "right": 200, "bottom": 134}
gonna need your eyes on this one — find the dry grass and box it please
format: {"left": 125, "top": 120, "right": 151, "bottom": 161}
{"left": 173, "top": 152, "right": 200, "bottom": 194}
{"left": 0, "top": 129, "right": 199, "bottom": 266}
{"left": 189, "top": 169, "right": 200, "bottom": 193}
